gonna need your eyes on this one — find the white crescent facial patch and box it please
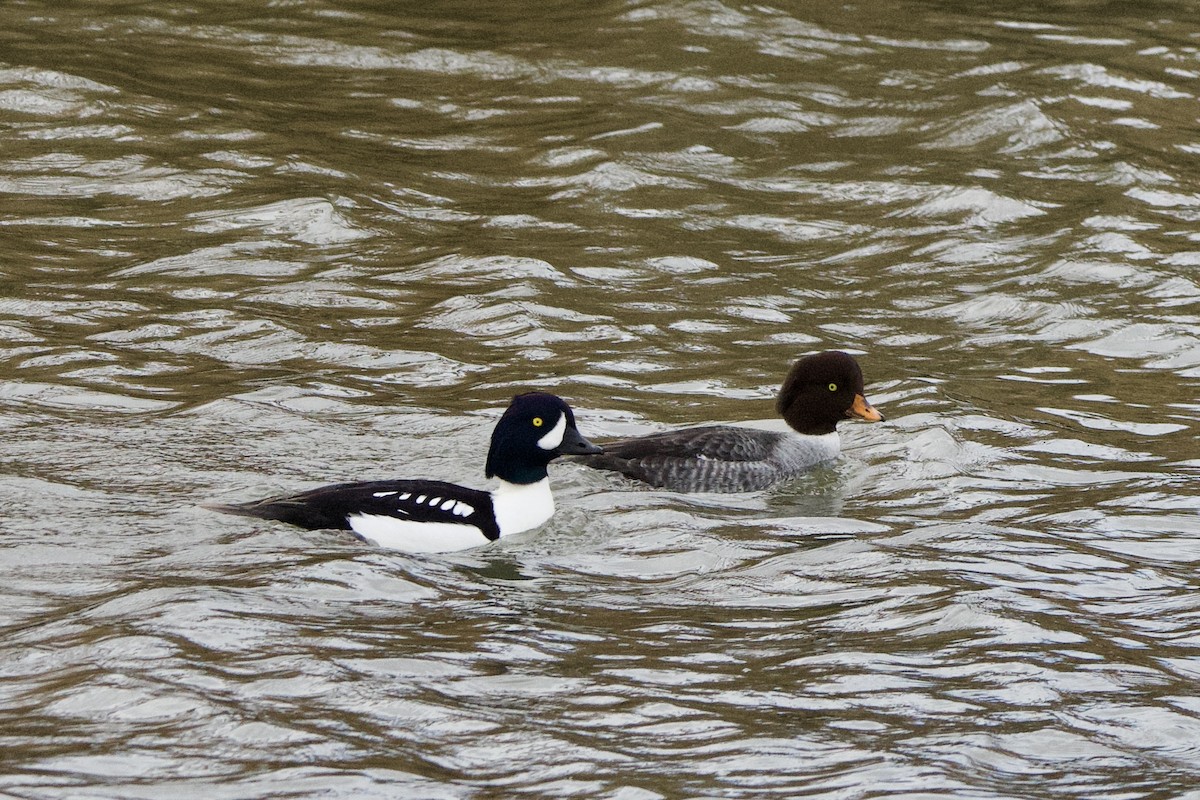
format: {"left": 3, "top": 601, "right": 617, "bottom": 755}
{"left": 536, "top": 413, "right": 567, "bottom": 450}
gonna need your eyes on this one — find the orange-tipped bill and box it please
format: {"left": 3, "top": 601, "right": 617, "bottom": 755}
{"left": 847, "top": 393, "right": 884, "bottom": 422}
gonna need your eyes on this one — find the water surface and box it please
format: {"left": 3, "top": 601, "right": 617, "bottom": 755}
{"left": 2, "top": 1, "right": 1199, "bottom": 798}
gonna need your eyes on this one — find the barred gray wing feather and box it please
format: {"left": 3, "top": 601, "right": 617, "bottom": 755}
{"left": 581, "top": 426, "right": 790, "bottom": 492}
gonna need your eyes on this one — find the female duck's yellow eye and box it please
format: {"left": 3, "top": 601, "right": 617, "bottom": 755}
{"left": 532, "top": 417, "right": 544, "bottom": 427}
{"left": 828, "top": 383, "right": 838, "bottom": 392}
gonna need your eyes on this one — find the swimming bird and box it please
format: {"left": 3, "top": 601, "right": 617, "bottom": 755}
{"left": 578, "top": 351, "right": 883, "bottom": 493}
{"left": 205, "top": 392, "right": 602, "bottom": 553}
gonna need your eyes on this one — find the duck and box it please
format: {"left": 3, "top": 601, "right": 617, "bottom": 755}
{"left": 205, "top": 392, "right": 602, "bottom": 553}
{"left": 578, "top": 351, "right": 883, "bottom": 493}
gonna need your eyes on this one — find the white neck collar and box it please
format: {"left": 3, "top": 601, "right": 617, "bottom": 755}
{"left": 491, "top": 478, "right": 554, "bottom": 537}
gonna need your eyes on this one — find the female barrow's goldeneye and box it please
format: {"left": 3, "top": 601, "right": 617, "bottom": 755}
{"left": 578, "top": 351, "right": 883, "bottom": 493}
{"left": 205, "top": 392, "right": 602, "bottom": 553}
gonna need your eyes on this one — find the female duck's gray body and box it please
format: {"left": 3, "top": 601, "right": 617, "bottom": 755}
{"left": 579, "top": 351, "right": 883, "bottom": 493}
{"left": 582, "top": 426, "right": 842, "bottom": 493}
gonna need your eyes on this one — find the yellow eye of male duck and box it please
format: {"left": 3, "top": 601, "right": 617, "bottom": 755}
{"left": 828, "top": 383, "right": 838, "bottom": 392}
{"left": 532, "top": 417, "right": 544, "bottom": 427}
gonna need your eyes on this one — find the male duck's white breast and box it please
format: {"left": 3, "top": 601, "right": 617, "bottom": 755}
{"left": 491, "top": 478, "right": 556, "bottom": 537}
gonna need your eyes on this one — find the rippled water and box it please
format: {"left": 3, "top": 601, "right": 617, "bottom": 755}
{"left": 3, "top": 1, "right": 1200, "bottom": 797}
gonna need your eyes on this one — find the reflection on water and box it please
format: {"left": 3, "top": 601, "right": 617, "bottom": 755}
{"left": 2, "top": 0, "right": 1199, "bottom": 797}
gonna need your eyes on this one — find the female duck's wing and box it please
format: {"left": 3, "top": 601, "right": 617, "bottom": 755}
{"left": 590, "top": 425, "right": 778, "bottom": 461}
{"left": 580, "top": 425, "right": 786, "bottom": 492}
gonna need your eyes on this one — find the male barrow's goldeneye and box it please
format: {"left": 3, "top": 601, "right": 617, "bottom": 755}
{"left": 578, "top": 351, "right": 883, "bottom": 493}
{"left": 205, "top": 392, "right": 602, "bottom": 553}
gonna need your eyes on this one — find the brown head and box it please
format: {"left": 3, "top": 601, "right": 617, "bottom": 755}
{"left": 775, "top": 350, "right": 884, "bottom": 435}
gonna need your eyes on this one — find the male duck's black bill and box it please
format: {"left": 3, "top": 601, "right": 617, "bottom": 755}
{"left": 555, "top": 426, "right": 603, "bottom": 456}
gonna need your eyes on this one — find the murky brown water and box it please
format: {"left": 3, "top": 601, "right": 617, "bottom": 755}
{"left": 2, "top": 1, "right": 1200, "bottom": 797}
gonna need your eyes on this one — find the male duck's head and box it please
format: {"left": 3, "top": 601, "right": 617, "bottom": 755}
{"left": 485, "top": 392, "right": 602, "bottom": 484}
{"left": 776, "top": 350, "right": 884, "bottom": 436}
